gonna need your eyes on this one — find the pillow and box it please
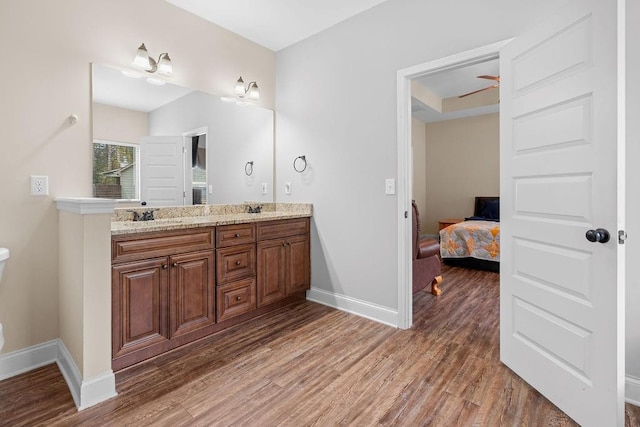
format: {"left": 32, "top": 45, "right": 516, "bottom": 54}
{"left": 480, "top": 200, "right": 500, "bottom": 220}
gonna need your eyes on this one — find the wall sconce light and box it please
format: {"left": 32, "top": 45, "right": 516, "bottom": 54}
{"left": 234, "top": 76, "right": 260, "bottom": 100}
{"left": 132, "top": 43, "right": 173, "bottom": 77}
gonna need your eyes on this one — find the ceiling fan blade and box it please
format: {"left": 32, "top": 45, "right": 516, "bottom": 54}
{"left": 477, "top": 75, "right": 500, "bottom": 81}
{"left": 458, "top": 84, "right": 499, "bottom": 98}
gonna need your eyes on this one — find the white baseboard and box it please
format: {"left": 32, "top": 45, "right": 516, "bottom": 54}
{"left": 0, "top": 339, "right": 116, "bottom": 410}
{"left": 626, "top": 375, "right": 640, "bottom": 407}
{"left": 0, "top": 339, "right": 59, "bottom": 381}
{"left": 306, "top": 287, "right": 398, "bottom": 327}
{"left": 56, "top": 340, "right": 82, "bottom": 407}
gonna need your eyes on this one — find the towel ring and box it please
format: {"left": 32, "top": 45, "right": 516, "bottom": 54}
{"left": 293, "top": 155, "right": 307, "bottom": 173}
{"left": 245, "top": 161, "right": 254, "bottom": 176}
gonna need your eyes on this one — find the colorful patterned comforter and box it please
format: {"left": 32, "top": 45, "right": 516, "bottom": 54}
{"left": 439, "top": 220, "right": 500, "bottom": 262}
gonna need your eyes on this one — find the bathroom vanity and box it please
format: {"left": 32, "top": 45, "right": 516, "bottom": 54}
{"left": 110, "top": 204, "right": 312, "bottom": 371}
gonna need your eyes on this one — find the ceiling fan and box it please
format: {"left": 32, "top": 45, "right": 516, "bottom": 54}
{"left": 458, "top": 75, "right": 500, "bottom": 98}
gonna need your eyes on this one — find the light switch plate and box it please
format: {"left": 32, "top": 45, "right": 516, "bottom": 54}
{"left": 285, "top": 182, "right": 292, "bottom": 195}
{"left": 30, "top": 175, "right": 49, "bottom": 196}
{"left": 261, "top": 182, "right": 268, "bottom": 195}
{"left": 385, "top": 178, "right": 395, "bottom": 195}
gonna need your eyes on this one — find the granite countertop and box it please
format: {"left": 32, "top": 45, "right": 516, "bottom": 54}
{"left": 111, "top": 203, "right": 312, "bottom": 235}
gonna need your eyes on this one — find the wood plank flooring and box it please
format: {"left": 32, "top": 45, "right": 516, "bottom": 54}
{"left": 1, "top": 264, "right": 639, "bottom": 426}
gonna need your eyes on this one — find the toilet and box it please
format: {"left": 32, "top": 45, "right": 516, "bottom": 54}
{"left": 0, "top": 248, "right": 9, "bottom": 351}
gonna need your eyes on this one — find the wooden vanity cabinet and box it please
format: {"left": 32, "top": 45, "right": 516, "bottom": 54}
{"left": 257, "top": 218, "right": 310, "bottom": 307}
{"left": 111, "top": 228, "right": 215, "bottom": 370}
{"left": 111, "top": 218, "right": 311, "bottom": 371}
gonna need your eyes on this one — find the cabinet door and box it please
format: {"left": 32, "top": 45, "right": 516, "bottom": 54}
{"left": 286, "top": 234, "right": 310, "bottom": 295}
{"left": 169, "top": 250, "right": 215, "bottom": 338}
{"left": 112, "top": 258, "right": 169, "bottom": 358}
{"left": 257, "top": 239, "right": 287, "bottom": 307}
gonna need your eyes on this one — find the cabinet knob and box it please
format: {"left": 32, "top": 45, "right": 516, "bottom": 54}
{"left": 162, "top": 264, "right": 168, "bottom": 270}
{"left": 236, "top": 296, "right": 242, "bottom": 301}
{"left": 235, "top": 261, "right": 241, "bottom": 266}
{"left": 282, "top": 242, "right": 286, "bottom": 247}
{"left": 172, "top": 262, "right": 178, "bottom": 268}
{"left": 235, "top": 233, "right": 240, "bottom": 238}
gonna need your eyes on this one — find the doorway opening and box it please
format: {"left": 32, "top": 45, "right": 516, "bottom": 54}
{"left": 396, "top": 40, "right": 511, "bottom": 329}
{"left": 183, "top": 126, "right": 208, "bottom": 206}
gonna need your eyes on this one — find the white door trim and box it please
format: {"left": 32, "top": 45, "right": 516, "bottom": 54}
{"left": 395, "top": 39, "right": 512, "bottom": 329}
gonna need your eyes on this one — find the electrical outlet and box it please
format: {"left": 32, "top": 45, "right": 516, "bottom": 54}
{"left": 30, "top": 175, "right": 49, "bottom": 196}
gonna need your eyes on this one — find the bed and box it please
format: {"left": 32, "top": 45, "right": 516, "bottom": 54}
{"left": 439, "top": 197, "right": 500, "bottom": 272}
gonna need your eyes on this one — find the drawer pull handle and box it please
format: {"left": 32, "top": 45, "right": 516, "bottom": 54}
{"left": 162, "top": 264, "right": 168, "bottom": 270}
{"left": 236, "top": 296, "right": 242, "bottom": 301}
{"left": 235, "top": 233, "right": 240, "bottom": 237}
{"left": 236, "top": 261, "right": 241, "bottom": 265}
{"left": 172, "top": 262, "right": 178, "bottom": 268}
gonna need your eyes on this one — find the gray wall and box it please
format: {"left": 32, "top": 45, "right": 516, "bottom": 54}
{"left": 274, "top": 0, "right": 558, "bottom": 311}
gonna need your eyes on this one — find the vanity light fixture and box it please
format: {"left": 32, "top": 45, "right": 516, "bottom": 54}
{"left": 233, "top": 76, "right": 260, "bottom": 101}
{"left": 132, "top": 43, "right": 173, "bottom": 77}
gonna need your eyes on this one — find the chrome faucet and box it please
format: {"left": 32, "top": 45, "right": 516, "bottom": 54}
{"left": 127, "top": 209, "right": 158, "bottom": 221}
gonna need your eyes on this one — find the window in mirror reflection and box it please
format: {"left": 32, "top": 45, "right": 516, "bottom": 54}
{"left": 93, "top": 140, "right": 140, "bottom": 200}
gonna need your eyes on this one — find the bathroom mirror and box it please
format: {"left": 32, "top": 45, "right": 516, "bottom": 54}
{"left": 91, "top": 63, "right": 274, "bottom": 206}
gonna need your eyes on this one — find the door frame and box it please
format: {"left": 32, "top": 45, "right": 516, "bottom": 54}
{"left": 395, "top": 39, "right": 512, "bottom": 329}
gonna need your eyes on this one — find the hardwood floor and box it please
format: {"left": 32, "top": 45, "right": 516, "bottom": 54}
{"left": 1, "top": 264, "right": 639, "bottom": 426}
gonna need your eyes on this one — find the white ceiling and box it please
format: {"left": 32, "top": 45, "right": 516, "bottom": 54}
{"left": 414, "top": 59, "right": 499, "bottom": 99}
{"left": 165, "top": 0, "right": 390, "bottom": 51}
{"left": 412, "top": 58, "right": 500, "bottom": 123}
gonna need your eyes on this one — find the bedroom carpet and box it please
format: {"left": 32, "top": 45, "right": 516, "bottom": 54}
{"left": 1, "top": 264, "right": 639, "bottom": 426}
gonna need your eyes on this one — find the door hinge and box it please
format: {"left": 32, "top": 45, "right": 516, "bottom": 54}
{"left": 183, "top": 191, "right": 186, "bottom": 198}
{"left": 404, "top": 211, "right": 408, "bottom": 219}
{"left": 619, "top": 230, "right": 628, "bottom": 244}
{"left": 182, "top": 146, "right": 187, "bottom": 154}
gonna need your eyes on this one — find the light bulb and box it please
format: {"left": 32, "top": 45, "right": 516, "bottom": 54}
{"left": 132, "top": 43, "right": 152, "bottom": 71}
{"left": 234, "top": 77, "right": 245, "bottom": 96}
{"left": 157, "top": 53, "right": 173, "bottom": 76}
{"left": 248, "top": 83, "right": 260, "bottom": 101}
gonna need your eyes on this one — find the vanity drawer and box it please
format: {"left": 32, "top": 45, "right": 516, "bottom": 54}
{"left": 256, "top": 218, "right": 310, "bottom": 241}
{"left": 216, "top": 244, "right": 256, "bottom": 284}
{"left": 216, "top": 223, "right": 256, "bottom": 248}
{"left": 112, "top": 228, "right": 215, "bottom": 264}
{"left": 216, "top": 278, "right": 256, "bottom": 322}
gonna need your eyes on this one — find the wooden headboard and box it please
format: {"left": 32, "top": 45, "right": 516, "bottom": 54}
{"left": 474, "top": 197, "right": 500, "bottom": 217}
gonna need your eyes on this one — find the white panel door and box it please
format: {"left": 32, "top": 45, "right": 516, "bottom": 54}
{"left": 140, "top": 136, "right": 184, "bottom": 206}
{"left": 500, "top": 0, "right": 623, "bottom": 426}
